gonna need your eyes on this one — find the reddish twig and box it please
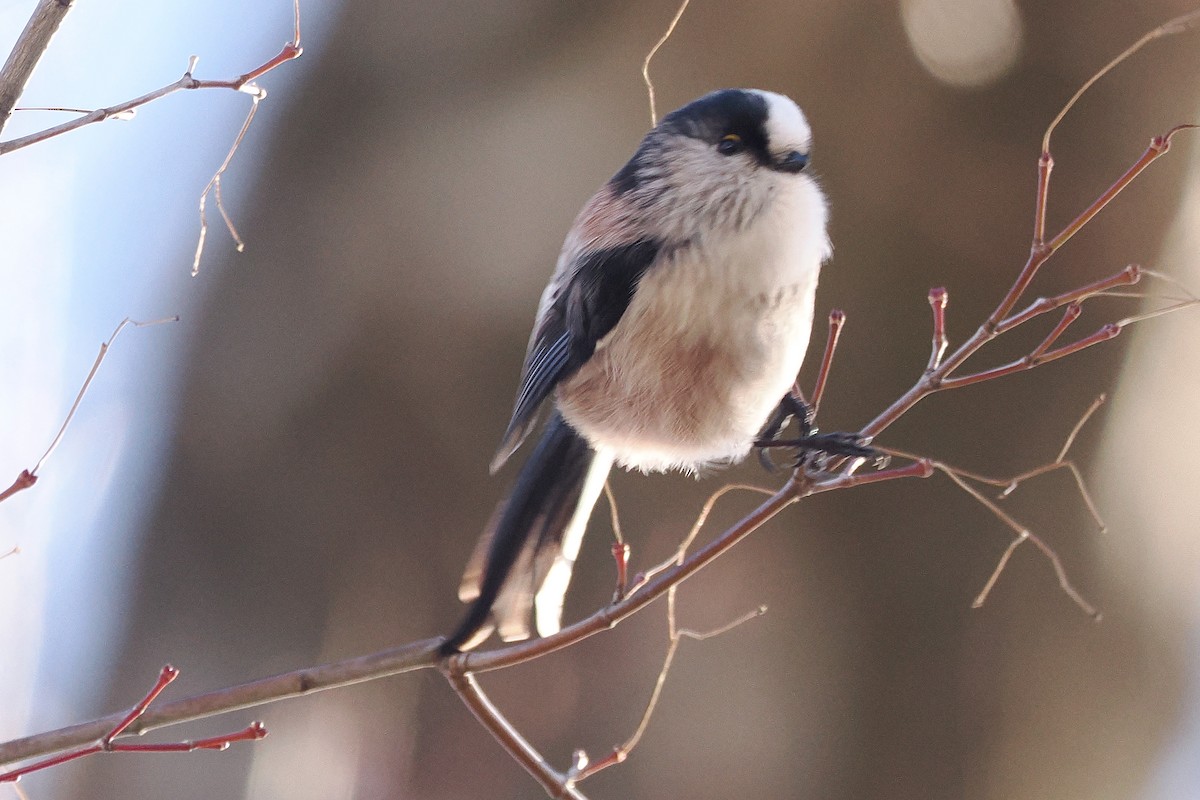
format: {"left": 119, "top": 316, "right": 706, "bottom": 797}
{"left": 849, "top": 7, "right": 1200, "bottom": 445}
{"left": 858, "top": 120, "right": 1194, "bottom": 442}
{"left": 810, "top": 309, "right": 845, "bottom": 413}
{"left": 0, "top": 666, "right": 265, "bottom": 784}
{"left": 0, "top": 472, "right": 37, "bottom": 505}
{"left": 926, "top": 288, "right": 948, "bottom": 372}
{"left": 996, "top": 264, "right": 1140, "bottom": 333}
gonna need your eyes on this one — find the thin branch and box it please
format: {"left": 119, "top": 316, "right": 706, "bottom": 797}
{"left": 0, "top": 666, "right": 265, "bottom": 784}
{"left": 13, "top": 106, "right": 133, "bottom": 118}
{"left": 635, "top": 483, "right": 775, "bottom": 591}
{"left": 881, "top": 442, "right": 1101, "bottom": 617}
{"left": 938, "top": 323, "right": 1121, "bottom": 390}
{"left": 1, "top": 317, "right": 177, "bottom": 507}
{"left": 0, "top": 639, "right": 442, "bottom": 768}
{"left": 1041, "top": 9, "right": 1200, "bottom": 154}
{"left": 996, "top": 264, "right": 1140, "bottom": 333}
{"left": 936, "top": 465, "right": 1099, "bottom": 617}
{"left": 193, "top": 98, "right": 259, "bottom": 274}
{"left": 810, "top": 309, "right": 845, "bottom": 413}
{"left": 442, "top": 670, "right": 587, "bottom": 800}
{"left": 31, "top": 316, "right": 178, "bottom": 478}
{"left": 0, "top": 41, "right": 301, "bottom": 156}
{"left": 677, "top": 605, "right": 767, "bottom": 642}
{"left": 926, "top": 288, "right": 948, "bottom": 373}
{"left": 641, "top": 0, "right": 692, "bottom": 126}
{"left": 0, "top": 0, "right": 76, "bottom": 135}
{"left": 574, "top": 605, "right": 766, "bottom": 783}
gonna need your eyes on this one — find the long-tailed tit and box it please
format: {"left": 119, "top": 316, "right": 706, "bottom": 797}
{"left": 444, "top": 88, "right": 837, "bottom": 653}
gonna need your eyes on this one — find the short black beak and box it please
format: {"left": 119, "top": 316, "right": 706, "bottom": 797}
{"left": 775, "top": 150, "right": 808, "bottom": 173}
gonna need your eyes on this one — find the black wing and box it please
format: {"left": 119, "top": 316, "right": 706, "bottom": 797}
{"left": 490, "top": 237, "right": 662, "bottom": 471}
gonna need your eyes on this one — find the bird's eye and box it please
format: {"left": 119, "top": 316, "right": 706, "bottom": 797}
{"left": 717, "top": 133, "right": 743, "bottom": 155}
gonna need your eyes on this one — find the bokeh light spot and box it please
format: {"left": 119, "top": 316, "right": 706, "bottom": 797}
{"left": 901, "top": 0, "right": 1023, "bottom": 87}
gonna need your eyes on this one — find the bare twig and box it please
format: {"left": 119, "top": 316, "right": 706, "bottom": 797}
{"left": 926, "top": 288, "right": 948, "bottom": 372}
{"left": 443, "top": 669, "right": 588, "bottom": 800}
{"left": 0, "top": 0, "right": 76, "bottom": 135}
{"left": 937, "top": 465, "right": 1099, "bottom": 617}
{"left": 0, "top": 42, "right": 301, "bottom": 157}
{"left": 810, "top": 309, "right": 845, "bottom": 413}
{"left": 193, "top": 98, "right": 258, "bottom": 274}
{"left": 0, "top": 639, "right": 442, "bottom": 768}
{"left": 0, "top": 1, "right": 303, "bottom": 272}
{"left": 0, "top": 666, "right": 265, "bottom": 784}
{"left": 0, "top": 317, "right": 177, "bottom": 507}
{"left": 880, "top": 423, "right": 1106, "bottom": 618}
{"left": 13, "top": 106, "right": 133, "bottom": 118}
{"left": 192, "top": 0, "right": 300, "bottom": 273}
{"left": 31, "top": 317, "right": 178, "bottom": 477}
{"left": 1041, "top": 9, "right": 1200, "bottom": 154}
{"left": 641, "top": 0, "right": 693, "bottom": 126}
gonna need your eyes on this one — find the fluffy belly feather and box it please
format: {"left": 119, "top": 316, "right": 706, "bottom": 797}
{"left": 557, "top": 274, "right": 816, "bottom": 473}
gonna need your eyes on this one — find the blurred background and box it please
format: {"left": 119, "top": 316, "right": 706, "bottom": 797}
{"left": 3, "top": 1, "right": 1200, "bottom": 798}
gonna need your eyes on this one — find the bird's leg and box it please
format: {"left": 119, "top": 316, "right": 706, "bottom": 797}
{"left": 757, "top": 393, "right": 813, "bottom": 470}
{"left": 756, "top": 393, "right": 880, "bottom": 469}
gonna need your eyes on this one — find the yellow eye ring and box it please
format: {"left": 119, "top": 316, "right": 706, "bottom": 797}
{"left": 717, "top": 133, "right": 743, "bottom": 155}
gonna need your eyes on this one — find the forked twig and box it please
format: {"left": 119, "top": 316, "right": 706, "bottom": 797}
{"left": 879, "top": 426, "right": 1104, "bottom": 619}
{"left": 0, "top": 666, "right": 265, "bottom": 784}
{"left": 578, "top": 482, "right": 774, "bottom": 781}
{"left": 193, "top": 97, "right": 259, "bottom": 274}
{"left": 571, "top": 605, "right": 766, "bottom": 784}
{"left": 0, "top": 0, "right": 304, "bottom": 274}
{"left": 938, "top": 465, "right": 1099, "bottom": 617}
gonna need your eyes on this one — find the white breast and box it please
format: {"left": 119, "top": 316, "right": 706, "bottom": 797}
{"left": 556, "top": 173, "right": 829, "bottom": 473}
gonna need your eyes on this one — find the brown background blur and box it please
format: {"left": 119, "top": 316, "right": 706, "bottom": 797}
{"left": 57, "top": 1, "right": 1200, "bottom": 797}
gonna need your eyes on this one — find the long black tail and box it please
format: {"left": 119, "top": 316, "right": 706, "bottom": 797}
{"left": 442, "top": 411, "right": 612, "bottom": 654}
